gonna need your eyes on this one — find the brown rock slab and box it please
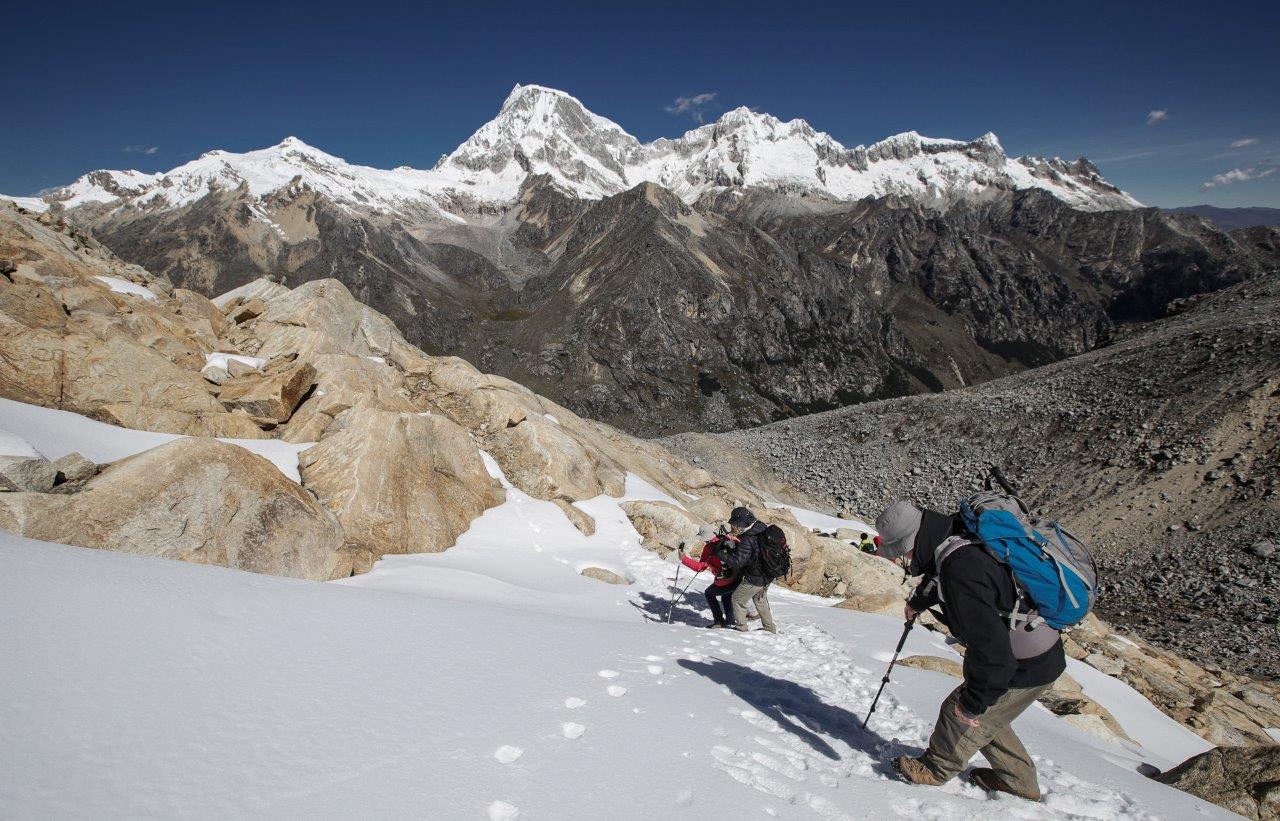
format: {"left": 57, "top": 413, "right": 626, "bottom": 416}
{"left": 218, "top": 362, "right": 316, "bottom": 425}
{"left": 1155, "top": 745, "right": 1280, "bottom": 820}
{"left": 297, "top": 405, "right": 504, "bottom": 568}
{"left": 0, "top": 438, "right": 345, "bottom": 580}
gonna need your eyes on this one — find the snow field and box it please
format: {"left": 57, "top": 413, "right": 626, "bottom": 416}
{"left": 0, "top": 402, "right": 1228, "bottom": 818}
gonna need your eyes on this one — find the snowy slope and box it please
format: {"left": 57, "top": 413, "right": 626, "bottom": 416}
{"left": 0, "top": 397, "right": 311, "bottom": 482}
{"left": 24, "top": 85, "right": 1140, "bottom": 219}
{"left": 0, "top": 443, "right": 1227, "bottom": 819}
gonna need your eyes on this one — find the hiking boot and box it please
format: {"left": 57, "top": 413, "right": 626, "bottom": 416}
{"left": 705, "top": 622, "right": 726, "bottom": 629}
{"left": 968, "top": 767, "right": 1041, "bottom": 800}
{"left": 733, "top": 625, "right": 751, "bottom": 632}
{"left": 893, "top": 756, "right": 945, "bottom": 787}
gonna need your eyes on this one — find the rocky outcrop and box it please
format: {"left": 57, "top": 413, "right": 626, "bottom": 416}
{"left": 297, "top": 405, "right": 504, "bottom": 574}
{"left": 0, "top": 203, "right": 268, "bottom": 438}
{"left": 0, "top": 437, "right": 345, "bottom": 580}
{"left": 1155, "top": 745, "right": 1280, "bottom": 820}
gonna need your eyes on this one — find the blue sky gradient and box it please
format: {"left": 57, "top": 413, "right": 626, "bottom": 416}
{"left": 3, "top": 0, "right": 1278, "bottom": 207}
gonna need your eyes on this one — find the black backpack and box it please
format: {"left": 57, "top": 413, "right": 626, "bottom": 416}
{"left": 757, "top": 524, "right": 792, "bottom": 582}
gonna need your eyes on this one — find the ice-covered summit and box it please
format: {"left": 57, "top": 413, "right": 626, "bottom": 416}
{"left": 31, "top": 84, "right": 1142, "bottom": 216}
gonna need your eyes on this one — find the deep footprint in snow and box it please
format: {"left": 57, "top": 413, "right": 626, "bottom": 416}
{"left": 487, "top": 799, "right": 521, "bottom": 821}
{"left": 563, "top": 697, "right": 586, "bottom": 709}
{"left": 493, "top": 745, "right": 523, "bottom": 764}
{"left": 562, "top": 722, "right": 587, "bottom": 740}
{"left": 607, "top": 685, "right": 627, "bottom": 697}
{"left": 597, "top": 669, "right": 620, "bottom": 679}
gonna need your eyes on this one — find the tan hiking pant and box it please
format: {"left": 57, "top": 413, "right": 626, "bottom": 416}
{"left": 731, "top": 582, "right": 775, "bottom": 632}
{"left": 919, "top": 682, "right": 1052, "bottom": 797}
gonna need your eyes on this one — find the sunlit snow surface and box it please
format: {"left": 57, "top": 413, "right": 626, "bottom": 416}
{"left": 93, "top": 275, "right": 158, "bottom": 301}
{"left": 0, "top": 405, "right": 1224, "bottom": 819}
{"left": 0, "top": 397, "right": 310, "bottom": 482}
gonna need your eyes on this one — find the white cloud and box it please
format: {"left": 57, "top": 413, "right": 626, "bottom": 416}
{"left": 1202, "top": 165, "right": 1277, "bottom": 189}
{"left": 122, "top": 145, "right": 159, "bottom": 155}
{"left": 1145, "top": 110, "right": 1168, "bottom": 126}
{"left": 1229, "top": 137, "right": 1259, "bottom": 148}
{"left": 665, "top": 92, "right": 717, "bottom": 123}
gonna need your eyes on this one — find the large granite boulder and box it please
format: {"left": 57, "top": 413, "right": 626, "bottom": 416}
{"left": 1155, "top": 745, "right": 1280, "bottom": 820}
{"left": 297, "top": 405, "right": 504, "bottom": 573}
{"left": 0, "top": 437, "right": 344, "bottom": 580}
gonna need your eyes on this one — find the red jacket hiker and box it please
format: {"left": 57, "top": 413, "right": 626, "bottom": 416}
{"left": 682, "top": 537, "right": 738, "bottom": 587}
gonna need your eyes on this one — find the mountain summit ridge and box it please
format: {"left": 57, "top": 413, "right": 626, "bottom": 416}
{"left": 25, "top": 83, "right": 1142, "bottom": 216}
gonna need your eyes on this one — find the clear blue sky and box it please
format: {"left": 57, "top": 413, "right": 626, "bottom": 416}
{"left": 4, "top": 0, "right": 1278, "bottom": 207}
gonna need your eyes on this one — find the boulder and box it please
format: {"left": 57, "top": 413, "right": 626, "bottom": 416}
{"left": 621, "top": 500, "right": 702, "bottom": 558}
{"left": 487, "top": 415, "right": 625, "bottom": 501}
{"left": 277, "top": 353, "right": 414, "bottom": 443}
{"left": 581, "top": 567, "right": 628, "bottom": 585}
{"left": 899, "top": 655, "right": 964, "bottom": 678}
{"left": 230, "top": 298, "right": 266, "bottom": 324}
{"left": 171, "top": 287, "right": 228, "bottom": 340}
{"left": 211, "top": 277, "right": 291, "bottom": 309}
{"left": 0, "top": 438, "right": 345, "bottom": 580}
{"left": 1155, "top": 745, "right": 1280, "bottom": 820}
{"left": 60, "top": 335, "right": 226, "bottom": 421}
{"left": 96, "top": 404, "right": 268, "bottom": 439}
{"left": 0, "top": 454, "right": 56, "bottom": 492}
{"left": 217, "top": 361, "right": 316, "bottom": 425}
{"left": 297, "top": 406, "right": 504, "bottom": 571}
{"left": 50, "top": 452, "right": 97, "bottom": 484}
{"left": 200, "top": 364, "right": 231, "bottom": 385}
{"left": 553, "top": 499, "right": 596, "bottom": 536}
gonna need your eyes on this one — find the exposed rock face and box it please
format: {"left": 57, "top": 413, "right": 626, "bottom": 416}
{"left": 0, "top": 438, "right": 345, "bottom": 580}
{"left": 0, "top": 203, "right": 267, "bottom": 438}
{"left": 297, "top": 405, "right": 504, "bottom": 573}
{"left": 1155, "top": 745, "right": 1280, "bottom": 820}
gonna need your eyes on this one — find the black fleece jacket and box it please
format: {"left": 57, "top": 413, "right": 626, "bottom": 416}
{"left": 908, "top": 518, "right": 1066, "bottom": 715}
{"left": 718, "top": 521, "right": 769, "bottom": 586}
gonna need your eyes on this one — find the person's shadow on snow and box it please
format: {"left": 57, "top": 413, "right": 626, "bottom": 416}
{"left": 678, "top": 658, "right": 889, "bottom": 761}
{"left": 630, "top": 590, "right": 707, "bottom": 625}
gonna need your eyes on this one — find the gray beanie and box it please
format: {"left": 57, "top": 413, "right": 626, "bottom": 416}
{"left": 695, "top": 524, "right": 718, "bottom": 542}
{"left": 874, "top": 501, "right": 924, "bottom": 560}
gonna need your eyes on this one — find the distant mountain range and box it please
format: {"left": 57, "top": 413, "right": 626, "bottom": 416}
{"left": 13, "top": 84, "right": 1141, "bottom": 215}
{"left": 4, "top": 85, "right": 1274, "bottom": 435}
{"left": 1162, "top": 205, "right": 1280, "bottom": 231}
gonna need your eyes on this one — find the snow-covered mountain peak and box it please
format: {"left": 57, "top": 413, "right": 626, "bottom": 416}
{"left": 30, "top": 85, "right": 1143, "bottom": 216}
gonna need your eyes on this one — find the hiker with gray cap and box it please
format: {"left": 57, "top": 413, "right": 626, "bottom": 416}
{"left": 874, "top": 500, "right": 1066, "bottom": 801}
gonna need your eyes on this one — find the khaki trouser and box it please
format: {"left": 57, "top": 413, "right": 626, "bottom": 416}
{"left": 920, "top": 682, "right": 1051, "bottom": 797}
{"left": 731, "top": 582, "right": 775, "bottom": 632}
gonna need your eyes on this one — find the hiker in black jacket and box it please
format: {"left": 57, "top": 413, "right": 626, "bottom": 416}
{"left": 717, "top": 507, "right": 776, "bottom": 634}
{"left": 874, "top": 501, "right": 1065, "bottom": 801}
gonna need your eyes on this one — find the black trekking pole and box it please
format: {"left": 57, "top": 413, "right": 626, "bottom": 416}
{"left": 861, "top": 615, "right": 917, "bottom": 729}
{"left": 668, "top": 570, "right": 702, "bottom": 623}
{"left": 665, "top": 551, "right": 684, "bottom": 624}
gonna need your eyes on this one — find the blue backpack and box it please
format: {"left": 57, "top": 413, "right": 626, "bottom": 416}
{"left": 958, "top": 491, "right": 1098, "bottom": 630}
